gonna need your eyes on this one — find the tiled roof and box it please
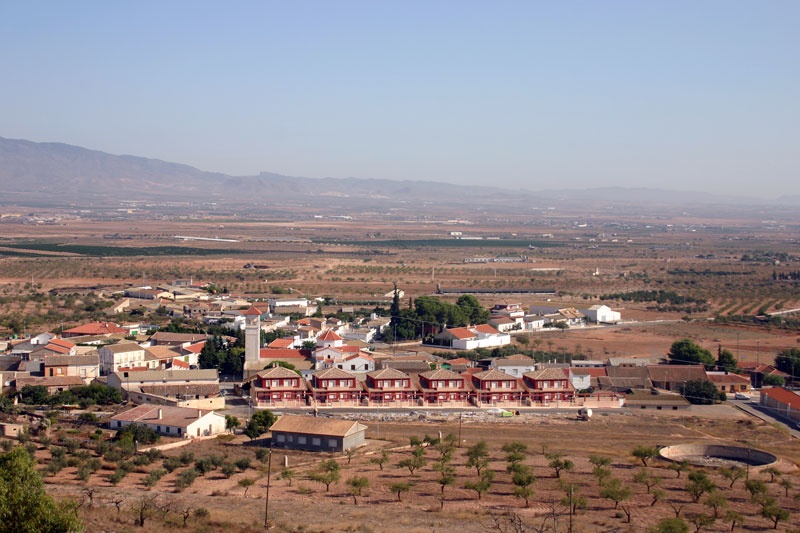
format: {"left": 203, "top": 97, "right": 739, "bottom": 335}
{"left": 473, "top": 324, "right": 501, "bottom": 335}
{"left": 43, "top": 354, "right": 99, "bottom": 366}
{"left": 473, "top": 369, "right": 517, "bottom": 381}
{"left": 647, "top": 365, "right": 708, "bottom": 382}
{"left": 318, "top": 330, "right": 343, "bottom": 342}
{"left": 102, "top": 342, "right": 144, "bottom": 354}
{"left": 420, "top": 368, "right": 463, "bottom": 381}
{"left": 268, "top": 338, "right": 295, "bottom": 349}
{"left": 444, "top": 327, "right": 475, "bottom": 340}
{"left": 243, "top": 306, "right": 262, "bottom": 316}
{"left": 269, "top": 415, "right": 366, "bottom": 437}
{"left": 110, "top": 404, "right": 213, "bottom": 428}
{"left": 64, "top": 322, "right": 126, "bottom": 335}
{"left": 49, "top": 338, "right": 76, "bottom": 349}
{"left": 259, "top": 348, "right": 308, "bottom": 360}
{"left": 707, "top": 373, "right": 750, "bottom": 384}
{"left": 313, "top": 367, "right": 356, "bottom": 379}
{"left": 761, "top": 387, "right": 800, "bottom": 410}
{"left": 257, "top": 366, "right": 302, "bottom": 379}
{"left": 524, "top": 368, "right": 569, "bottom": 381}
{"left": 367, "top": 368, "right": 410, "bottom": 380}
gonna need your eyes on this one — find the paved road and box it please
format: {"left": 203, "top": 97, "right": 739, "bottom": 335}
{"left": 729, "top": 399, "right": 799, "bottom": 439}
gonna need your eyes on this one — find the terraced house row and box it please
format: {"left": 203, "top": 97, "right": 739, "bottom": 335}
{"left": 244, "top": 365, "right": 579, "bottom": 408}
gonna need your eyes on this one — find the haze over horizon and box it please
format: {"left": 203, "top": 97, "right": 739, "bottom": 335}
{"left": 1, "top": 1, "right": 798, "bottom": 198}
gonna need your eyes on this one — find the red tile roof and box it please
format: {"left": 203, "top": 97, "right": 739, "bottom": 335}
{"left": 183, "top": 341, "right": 206, "bottom": 354}
{"left": 243, "top": 307, "right": 262, "bottom": 316}
{"left": 707, "top": 373, "right": 750, "bottom": 384}
{"left": 268, "top": 338, "right": 295, "bottom": 349}
{"left": 473, "top": 324, "right": 501, "bottom": 335}
{"left": 259, "top": 348, "right": 309, "bottom": 360}
{"left": 49, "top": 338, "right": 76, "bottom": 349}
{"left": 318, "top": 330, "right": 343, "bottom": 342}
{"left": 445, "top": 327, "right": 475, "bottom": 340}
{"left": 63, "top": 321, "right": 125, "bottom": 336}
{"left": 761, "top": 387, "right": 800, "bottom": 410}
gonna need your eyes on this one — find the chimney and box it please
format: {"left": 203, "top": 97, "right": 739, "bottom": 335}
{"left": 197, "top": 409, "right": 202, "bottom": 418}
{"left": 157, "top": 408, "right": 163, "bottom": 420}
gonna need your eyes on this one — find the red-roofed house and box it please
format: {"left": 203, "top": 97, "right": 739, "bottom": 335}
{"left": 737, "top": 361, "right": 789, "bottom": 388}
{"left": 317, "top": 329, "right": 344, "bottom": 348}
{"left": 335, "top": 352, "right": 375, "bottom": 372}
{"left": 471, "top": 369, "right": 524, "bottom": 406}
{"left": 363, "top": 368, "right": 418, "bottom": 406}
{"left": 309, "top": 368, "right": 362, "bottom": 406}
{"left": 418, "top": 368, "right": 471, "bottom": 406}
{"left": 312, "top": 345, "right": 361, "bottom": 370}
{"left": 434, "top": 324, "right": 511, "bottom": 350}
{"left": 63, "top": 321, "right": 126, "bottom": 338}
{"left": 523, "top": 368, "right": 574, "bottom": 404}
{"left": 707, "top": 372, "right": 750, "bottom": 394}
{"left": 250, "top": 366, "right": 307, "bottom": 407}
{"left": 760, "top": 387, "right": 800, "bottom": 425}
{"left": 268, "top": 337, "right": 297, "bottom": 349}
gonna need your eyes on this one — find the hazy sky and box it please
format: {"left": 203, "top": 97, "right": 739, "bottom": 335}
{"left": 1, "top": 1, "right": 798, "bottom": 196}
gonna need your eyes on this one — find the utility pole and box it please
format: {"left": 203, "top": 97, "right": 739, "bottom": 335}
{"left": 264, "top": 445, "right": 273, "bottom": 531}
{"left": 458, "top": 413, "right": 463, "bottom": 447}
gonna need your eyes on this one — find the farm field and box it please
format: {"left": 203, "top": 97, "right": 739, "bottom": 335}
{"left": 15, "top": 409, "right": 800, "bottom": 532}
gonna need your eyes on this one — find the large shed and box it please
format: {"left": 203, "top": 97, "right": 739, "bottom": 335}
{"left": 269, "top": 415, "right": 367, "bottom": 452}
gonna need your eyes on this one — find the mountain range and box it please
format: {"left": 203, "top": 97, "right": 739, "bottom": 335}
{"left": 0, "top": 136, "right": 790, "bottom": 210}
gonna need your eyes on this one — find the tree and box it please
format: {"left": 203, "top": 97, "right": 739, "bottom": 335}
{"left": 238, "top": 478, "right": 255, "bottom": 497}
{"left": 309, "top": 459, "right": 340, "bottom": 491}
{"left": 301, "top": 340, "right": 317, "bottom": 350}
{"left": 390, "top": 482, "right": 410, "bottom": 502}
{"left": 0, "top": 447, "right": 83, "bottom": 533}
{"left": 720, "top": 466, "right": 744, "bottom": 489}
{"left": 279, "top": 469, "right": 296, "bottom": 486}
{"left": 600, "top": 478, "right": 632, "bottom": 509}
{"left": 225, "top": 415, "right": 240, "bottom": 434}
{"left": 716, "top": 347, "right": 738, "bottom": 373}
{"left": 760, "top": 503, "right": 789, "bottom": 529}
{"left": 455, "top": 295, "right": 489, "bottom": 324}
{"left": 502, "top": 442, "right": 527, "bottom": 473}
{"left": 559, "top": 481, "right": 588, "bottom": 516}
{"left": 545, "top": 451, "right": 573, "bottom": 478}
{"left": 632, "top": 446, "right": 658, "bottom": 467}
{"left": 369, "top": 450, "right": 390, "bottom": 471}
{"left": 668, "top": 460, "right": 690, "bottom": 478}
{"left": 634, "top": 468, "right": 661, "bottom": 494}
{"left": 778, "top": 477, "right": 792, "bottom": 496}
{"left": 651, "top": 488, "right": 666, "bottom": 507}
{"left": 761, "top": 466, "right": 781, "bottom": 483}
{"left": 703, "top": 492, "right": 728, "bottom": 518}
{"left": 396, "top": 446, "right": 426, "bottom": 475}
{"left": 668, "top": 339, "right": 715, "bottom": 368}
{"left": 762, "top": 374, "right": 785, "bottom": 387}
{"left": 511, "top": 468, "right": 536, "bottom": 508}
{"left": 346, "top": 476, "right": 369, "bottom": 505}
{"left": 345, "top": 448, "right": 355, "bottom": 464}
{"left": 243, "top": 410, "right": 276, "bottom": 440}
{"left": 589, "top": 455, "right": 612, "bottom": 468}
{"left": 682, "top": 379, "right": 721, "bottom": 404}
{"left": 686, "top": 472, "right": 716, "bottom": 503}
{"left": 465, "top": 441, "right": 490, "bottom": 476}
{"left": 722, "top": 510, "right": 744, "bottom": 532}
{"left": 744, "top": 479, "right": 767, "bottom": 499}
{"left": 649, "top": 517, "right": 689, "bottom": 533}
{"left": 775, "top": 347, "right": 800, "bottom": 377}
{"left": 687, "top": 513, "right": 715, "bottom": 533}
{"left": 592, "top": 466, "right": 612, "bottom": 486}
{"left": 464, "top": 470, "right": 494, "bottom": 500}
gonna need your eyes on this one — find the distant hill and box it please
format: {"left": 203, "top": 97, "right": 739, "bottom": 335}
{"left": 0, "top": 136, "right": 783, "bottom": 209}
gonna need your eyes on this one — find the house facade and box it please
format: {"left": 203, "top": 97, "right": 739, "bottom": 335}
{"left": 251, "top": 366, "right": 307, "bottom": 407}
{"left": 109, "top": 404, "right": 226, "bottom": 438}
{"left": 418, "top": 368, "right": 471, "bottom": 406}
{"left": 270, "top": 415, "right": 367, "bottom": 452}
{"left": 523, "top": 368, "right": 574, "bottom": 404}
{"left": 362, "top": 368, "right": 418, "bottom": 405}
{"left": 99, "top": 343, "right": 148, "bottom": 374}
{"left": 471, "top": 369, "right": 524, "bottom": 406}
{"left": 435, "top": 325, "right": 511, "bottom": 350}
{"left": 308, "top": 368, "right": 362, "bottom": 406}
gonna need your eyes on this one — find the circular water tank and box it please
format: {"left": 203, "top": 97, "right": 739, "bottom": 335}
{"left": 578, "top": 407, "right": 592, "bottom": 419}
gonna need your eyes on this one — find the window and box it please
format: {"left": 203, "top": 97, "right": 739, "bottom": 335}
{"left": 312, "top": 437, "right": 321, "bottom": 446}
{"left": 298, "top": 436, "right": 307, "bottom": 444}
{"left": 329, "top": 439, "right": 337, "bottom": 448}
{"left": 156, "top": 426, "right": 161, "bottom": 432}
{"left": 276, "top": 434, "right": 285, "bottom": 442}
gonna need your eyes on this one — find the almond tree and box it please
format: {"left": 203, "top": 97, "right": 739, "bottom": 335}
{"left": 346, "top": 476, "right": 369, "bottom": 505}
{"left": 722, "top": 510, "right": 744, "bottom": 532}
{"left": 600, "top": 478, "right": 632, "bottom": 509}
{"left": 464, "top": 470, "right": 494, "bottom": 500}
{"left": 369, "top": 450, "right": 390, "bottom": 471}
{"left": 632, "top": 446, "right": 658, "bottom": 467}
{"left": 465, "top": 441, "right": 490, "bottom": 476}
{"left": 545, "top": 451, "right": 573, "bottom": 479}
{"left": 511, "top": 467, "right": 536, "bottom": 508}
{"left": 720, "top": 467, "right": 744, "bottom": 489}
{"left": 702, "top": 492, "right": 728, "bottom": 518}
{"left": 390, "top": 482, "right": 410, "bottom": 502}
{"left": 633, "top": 468, "right": 661, "bottom": 494}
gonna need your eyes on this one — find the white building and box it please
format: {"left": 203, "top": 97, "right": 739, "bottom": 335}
{"left": 435, "top": 325, "right": 511, "bottom": 350}
{"left": 335, "top": 353, "right": 376, "bottom": 372}
{"left": 109, "top": 404, "right": 226, "bottom": 438}
{"left": 490, "top": 356, "right": 536, "bottom": 378}
{"left": 98, "top": 342, "right": 148, "bottom": 374}
{"left": 582, "top": 305, "right": 621, "bottom": 324}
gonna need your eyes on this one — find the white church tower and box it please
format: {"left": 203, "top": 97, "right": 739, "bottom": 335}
{"left": 244, "top": 306, "right": 262, "bottom": 368}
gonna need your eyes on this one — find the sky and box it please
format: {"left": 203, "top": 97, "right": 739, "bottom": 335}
{"left": 1, "top": 1, "right": 798, "bottom": 197}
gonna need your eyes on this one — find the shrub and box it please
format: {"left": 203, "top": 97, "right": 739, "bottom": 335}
{"left": 255, "top": 448, "right": 269, "bottom": 462}
{"left": 144, "top": 468, "right": 167, "bottom": 488}
{"left": 235, "top": 458, "right": 251, "bottom": 471}
{"left": 221, "top": 462, "right": 236, "bottom": 478}
{"left": 163, "top": 456, "right": 182, "bottom": 473}
{"left": 179, "top": 451, "right": 194, "bottom": 465}
{"left": 175, "top": 468, "right": 198, "bottom": 491}
{"left": 132, "top": 455, "right": 152, "bottom": 467}
{"left": 109, "top": 469, "right": 127, "bottom": 485}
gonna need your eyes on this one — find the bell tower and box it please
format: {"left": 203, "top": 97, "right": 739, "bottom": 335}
{"left": 243, "top": 306, "right": 261, "bottom": 367}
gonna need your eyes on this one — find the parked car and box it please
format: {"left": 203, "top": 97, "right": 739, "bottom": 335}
{"left": 734, "top": 393, "right": 750, "bottom": 400}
